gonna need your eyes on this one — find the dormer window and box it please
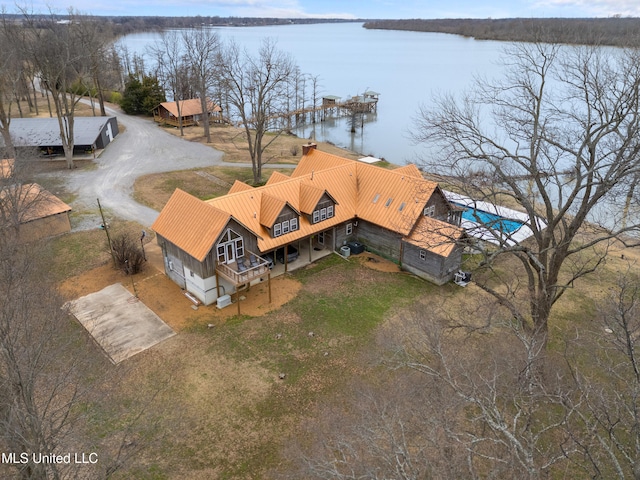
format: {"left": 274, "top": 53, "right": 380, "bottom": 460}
{"left": 272, "top": 217, "right": 299, "bottom": 238}
{"left": 312, "top": 205, "right": 334, "bottom": 224}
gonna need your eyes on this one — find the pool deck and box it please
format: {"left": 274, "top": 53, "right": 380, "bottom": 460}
{"left": 444, "top": 191, "right": 546, "bottom": 246}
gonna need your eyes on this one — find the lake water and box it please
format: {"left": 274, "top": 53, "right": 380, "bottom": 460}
{"left": 119, "top": 22, "right": 507, "bottom": 165}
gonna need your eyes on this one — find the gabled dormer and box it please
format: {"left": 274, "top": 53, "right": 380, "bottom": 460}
{"left": 260, "top": 193, "right": 300, "bottom": 238}
{"left": 299, "top": 183, "right": 338, "bottom": 225}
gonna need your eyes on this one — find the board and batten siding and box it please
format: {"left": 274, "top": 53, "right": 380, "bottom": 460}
{"left": 401, "top": 241, "right": 463, "bottom": 285}
{"left": 424, "top": 189, "right": 454, "bottom": 223}
{"left": 356, "top": 220, "right": 403, "bottom": 261}
{"left": 334, "top": 220, "right": 354, "bottom": 249}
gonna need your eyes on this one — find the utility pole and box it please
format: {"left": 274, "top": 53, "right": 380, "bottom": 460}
{"left": 97, "top": 198, "right": 116, "bottom": 268}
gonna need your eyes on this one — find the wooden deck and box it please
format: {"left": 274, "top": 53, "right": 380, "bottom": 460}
{"left": 216, "top": 251, "right": 270, "bottom": 286}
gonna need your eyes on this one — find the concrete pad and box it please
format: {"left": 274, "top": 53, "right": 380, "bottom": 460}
{"left": 66, "top": 283, "right": 176, "bottom": 364}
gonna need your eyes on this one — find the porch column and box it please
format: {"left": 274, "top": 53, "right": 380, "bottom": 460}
{"left": 309, "top": 236, "right": 313, "bottom": 262}
{"left": 268, "top": 272, "right": 271, "bottom": 303}
{"left": 215, "top": 269, "right": 220, "bottom": 299}
{"left": 284, "top": 245, "right": 288, "bottom": 273}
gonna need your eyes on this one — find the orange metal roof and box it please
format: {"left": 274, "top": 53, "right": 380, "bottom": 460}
{"left": 290, "top": 149, "right": 353, "bottom": 177}
{"left": 206, "top": 162, "right": 357, "bottom": 252}
{"left": 0, "top": 159, "right": 14, "bottom": 179}
{"left": 265, "top": 171, "right": 290, "bottom": 185}
{"left": 394, "top": 164, "right": 423, "bottom": 178}
{"left": 354, "top": 162, "right": 437, "bottom": 235}
{"left": 0, "top": 183, "right": 71, "bottom": 223}
{"left": 228, "top": 180, "right": 254, "bottom": 194}
{"left": 404, "top": 216, "right": 464, "bottom": 257}
{"left": 155, "top": 147, "right": 453, "bottom": 256}
{"left": 151, "top": 189, "right": 231, "bottom": 262}
{"left": 260, "top": 193, "right": 289, "bottom": 227}
{"left": 299, "top": 183, "right": 326, "bottom": 214}
{"left": 158, "top": 98, "right": 221, "bottom": 117}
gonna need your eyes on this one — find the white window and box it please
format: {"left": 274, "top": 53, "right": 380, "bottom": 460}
{"left": 327, "top": 205, "right": 334, "bottom": 218}
{"left": 236, "top": 239, "right": 244, "bottom": 258}
{"left": 290, "top": 217, "right": 298, "bottom": 231}
{"left": 273, "top": 223, "right": 282, "bottom": 237}
{"left": 420, "top": 250, "right": 426, "bottom": 261}
{"left": 282, "top": 220, "right": 290, "bottom": 234}
{"left": 318, "top": 231, "right": 325, "bottom": 245}
{"left": 313, "top": 211, "right": 320, "bottom": 223}
{"left": 424, "top": 205, "right": 435, "bottom": 217}
{"left": 320, "top": 207, "right": 327, "bottom": 221}
{"left": 346, "top": 223, "right": 353, "bottom": 235}
{"left": 217, "top": 245, "right": 225, "bottom": 263}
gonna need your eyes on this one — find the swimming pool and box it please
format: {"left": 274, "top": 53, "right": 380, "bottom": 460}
{"left": 453, "top": 203, "right": 525, "bottom": 234}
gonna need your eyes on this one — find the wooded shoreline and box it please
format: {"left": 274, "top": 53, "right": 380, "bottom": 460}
{"left": 363, "top": 18, "right": 640, "bottom": 46}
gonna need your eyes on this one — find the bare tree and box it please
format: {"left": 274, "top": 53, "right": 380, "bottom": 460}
{"left": 76, "top": 15, "right": 111, "bottom": 116}
{"left": 293, "top": 302, "right": 577, "bottom": 480}
{"left": 411, "top": 42, "right": 640, "bottom": 350}
{"left": 218, "top": 38, "right": 296, "bottom": 183}
{"left": 309, "top": 74, "right": 322, "bottom": 124}
{"left": 21, "top": 9, "right": 97, "bottom": 169}
{"left": 182, "top": 27, "right": 221, "bottom": 143}
{"left": 563, "top": 268, "right": 640, "bottom": 479}
{"left": 149, "top": 30, "right": 189, "bottom": 136}
{"left": 0, "top": 10, "right": 23, "bottom": 159}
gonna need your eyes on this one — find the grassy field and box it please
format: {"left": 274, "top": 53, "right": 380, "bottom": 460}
{"left": 31, "top": 100, "right": 640, "bottom": 478}
{"left": 46, "top": 214, "right": 640, "bottom": 479}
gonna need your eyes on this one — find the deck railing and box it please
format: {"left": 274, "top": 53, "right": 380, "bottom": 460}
{"left": 216, "top": 251, "right": 269, "bottom": 285}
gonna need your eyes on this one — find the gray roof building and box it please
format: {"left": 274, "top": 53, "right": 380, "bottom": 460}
{"left": 3, "top": 116, "right": 119, "bottom": 156}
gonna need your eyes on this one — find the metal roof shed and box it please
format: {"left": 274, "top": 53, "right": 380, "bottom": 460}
{"left": 5, "top": 116, "right": 119, "bottom": 156}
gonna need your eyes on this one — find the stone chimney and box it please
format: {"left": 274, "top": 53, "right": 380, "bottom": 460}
{"left": 302, "top": 142, "right": 317, "bottom": 156}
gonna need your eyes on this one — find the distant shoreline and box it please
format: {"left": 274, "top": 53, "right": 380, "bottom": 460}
{"left": 363, "top": 18, "right": 640, "bottom": 47}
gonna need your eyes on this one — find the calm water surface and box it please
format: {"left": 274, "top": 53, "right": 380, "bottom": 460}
{"left": 120, "top": 23, "right": 507, "bottom": 164}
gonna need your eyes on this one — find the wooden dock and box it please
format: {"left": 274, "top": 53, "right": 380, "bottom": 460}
{"left": 236, "top": 90, "right": 381, "bottom": 129}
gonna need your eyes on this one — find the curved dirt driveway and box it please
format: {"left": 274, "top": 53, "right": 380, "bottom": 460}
{"left": 58, "top": 104, "right": 225, "bottom": 227}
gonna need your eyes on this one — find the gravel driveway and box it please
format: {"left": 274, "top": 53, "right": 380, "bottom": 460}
{"left": 42, "top": 104, "right": 293, "bottom": 229}
{"left": 54, "top": 104, "right": 225, "bottom": 227}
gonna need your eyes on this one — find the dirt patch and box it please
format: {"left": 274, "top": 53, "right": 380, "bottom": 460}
{"left": 355, "top": 252, "right": 401, "bottom": 273}
{"left": 59, "top": 261, "right": 302, "bottom": 332}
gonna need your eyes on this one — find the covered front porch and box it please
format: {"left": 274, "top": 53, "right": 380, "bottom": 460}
{"left": 267, "top": 230, "right": 335, "bottom": 277}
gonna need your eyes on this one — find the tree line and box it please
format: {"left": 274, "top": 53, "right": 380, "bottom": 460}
{"left": 364, "top": 18, "right": 640, "bottom": 46}
{"left": 1, "top": 8, "right": 322, "bottom": 183}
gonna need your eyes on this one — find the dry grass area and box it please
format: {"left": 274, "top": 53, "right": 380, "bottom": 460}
{"left": 163, "top": 122, "right": 362, "bottom": 165}
{"left": 133, "top": 123, "right": 363, "bottom": 211}
{"left": 52, "top": 232, "right": 428, "bottom": 479}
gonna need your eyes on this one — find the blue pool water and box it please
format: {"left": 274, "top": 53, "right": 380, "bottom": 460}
{"left": 453, "top": 203, "right": 525, "bottom": 234}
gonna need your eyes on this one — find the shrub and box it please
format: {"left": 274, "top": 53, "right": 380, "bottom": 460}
{"left": 110, "top": 232, "right": 146, "bottom": 275}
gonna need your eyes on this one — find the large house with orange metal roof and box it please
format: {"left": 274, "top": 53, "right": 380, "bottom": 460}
{"left": 151, "top": 144, "right": 465, "bottom": 306}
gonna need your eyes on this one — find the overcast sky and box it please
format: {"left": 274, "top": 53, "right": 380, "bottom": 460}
{"left": 8, "top": 0, "right": 640, "bottom": 18}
